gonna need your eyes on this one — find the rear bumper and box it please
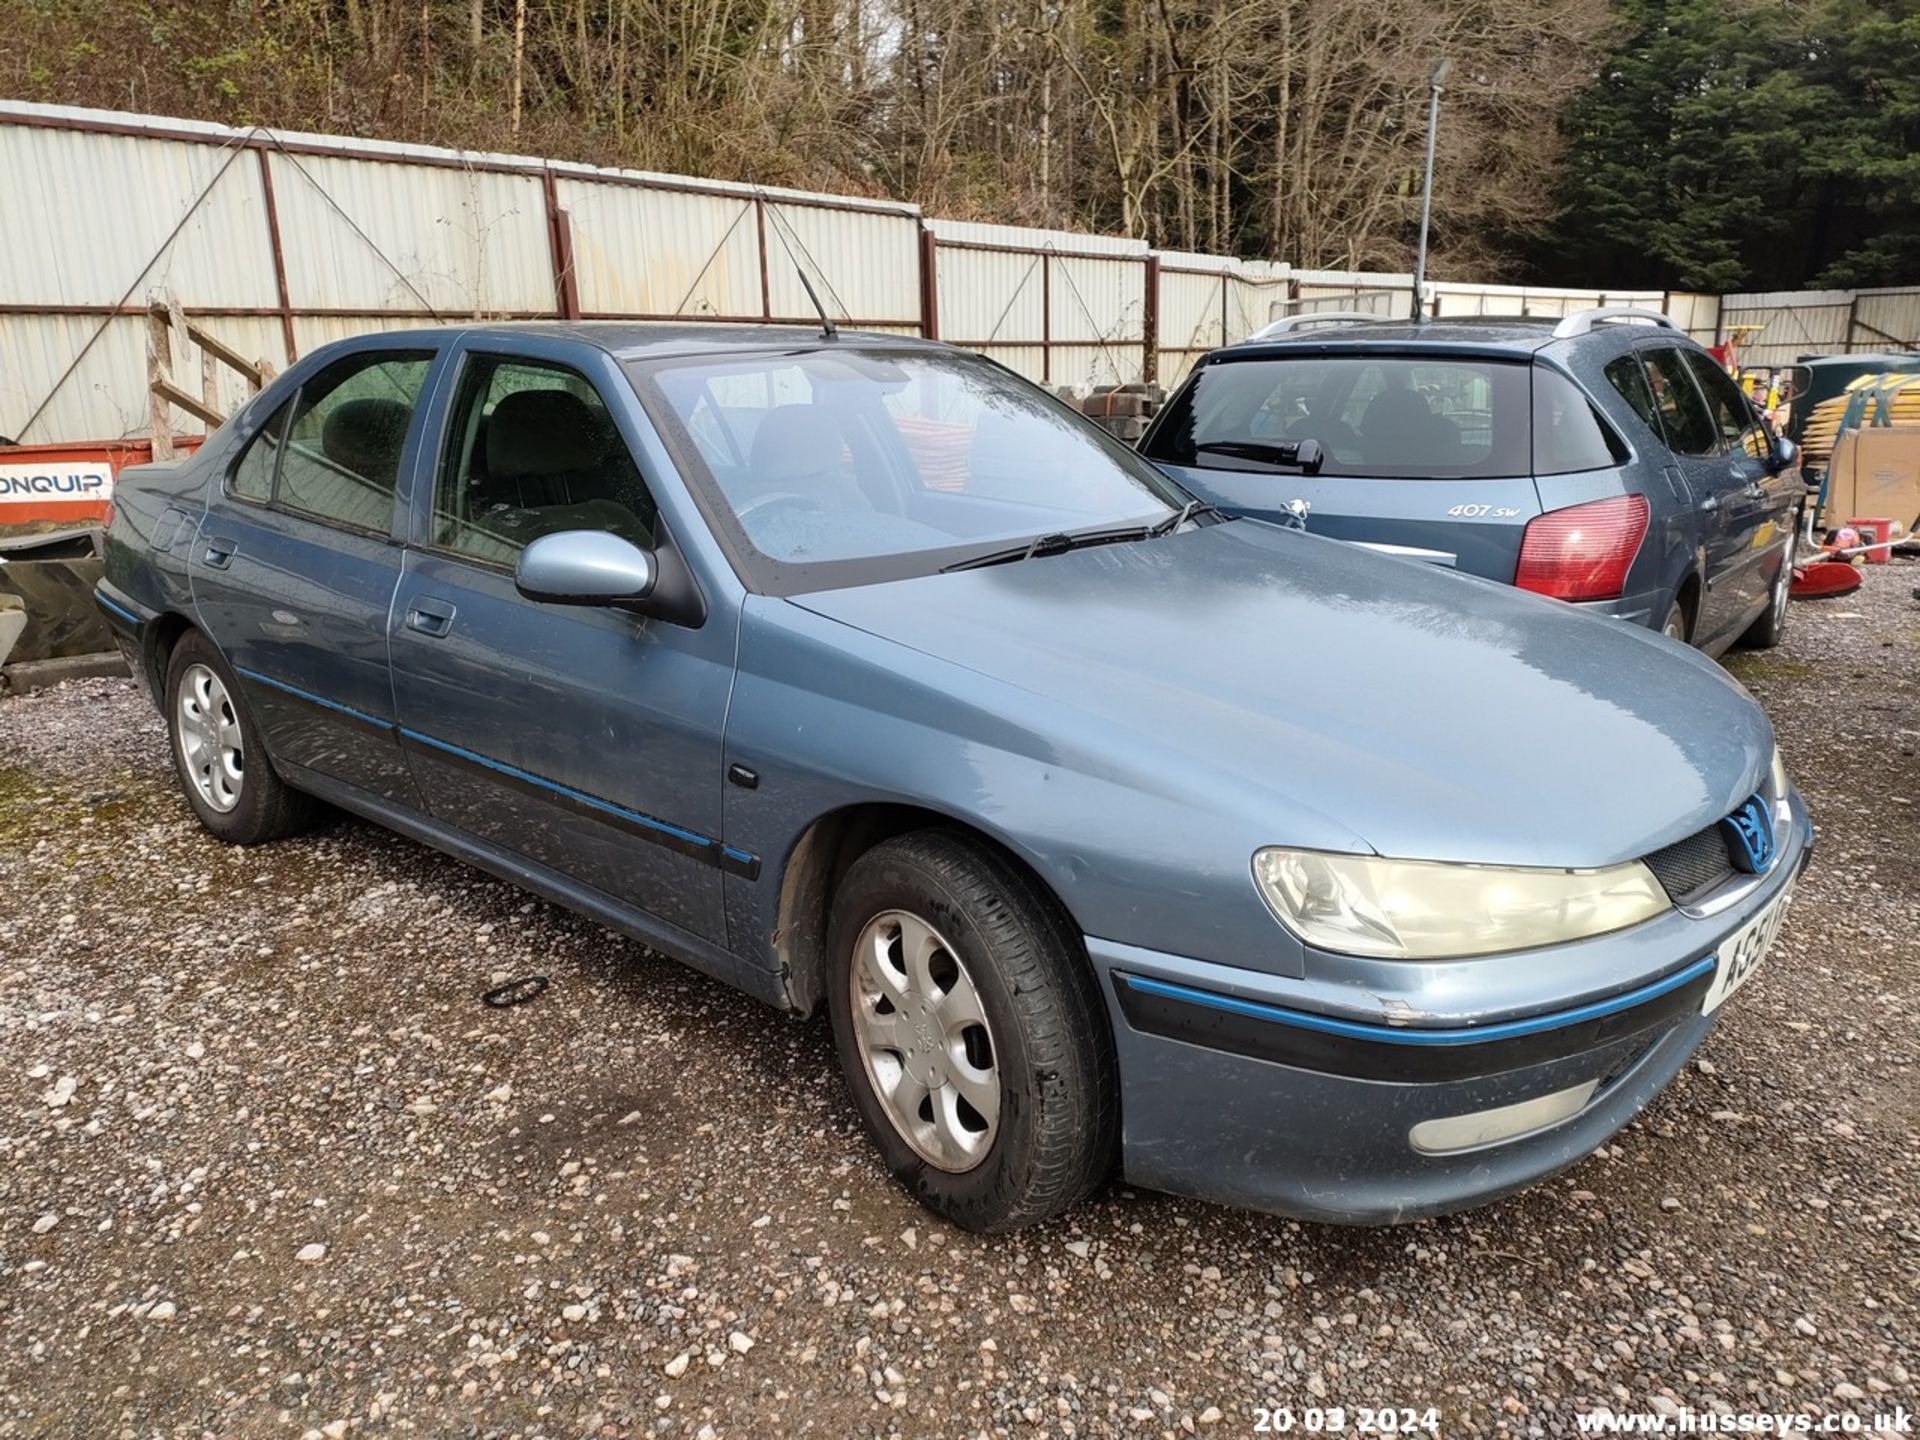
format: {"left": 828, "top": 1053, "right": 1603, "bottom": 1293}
{"left": 1573, "top": 586, "right": 1665, "bottom": 631}
{"left": 92, "top": 581, "right": 155, "bottom": 700}
{"left": 1090, "top": 802, "right": 1812, "bottom": 1224}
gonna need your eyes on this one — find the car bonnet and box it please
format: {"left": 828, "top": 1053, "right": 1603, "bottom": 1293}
{"left": 786, "top": 520, "right": 1775, "bottom": 870}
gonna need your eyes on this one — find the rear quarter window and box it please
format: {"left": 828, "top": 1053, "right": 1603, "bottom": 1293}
{"left": 1533, "top": 367, "right": 1626, "bottom": 475}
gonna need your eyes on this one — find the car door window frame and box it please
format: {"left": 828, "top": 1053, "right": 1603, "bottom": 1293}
{"left": 219, "top": 347, "right": 437, "bottom": 541}
{"left": 1637, "top": 345, "right": 1722, "bottom": 459}
{"left": 425, "top": 349, "right": 666, "bottom": 576}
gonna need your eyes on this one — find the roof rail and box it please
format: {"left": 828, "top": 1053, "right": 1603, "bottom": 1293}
{"left": 1551, "top": 306, "right": 1677, "bottom": 339}
{"left": 1245, "top": 311, "right": 1388, "bottom": 341}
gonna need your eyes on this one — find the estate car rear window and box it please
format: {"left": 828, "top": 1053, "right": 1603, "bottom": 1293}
{"left": 1146, "top": 355, "right": 1536, "bottom": 479}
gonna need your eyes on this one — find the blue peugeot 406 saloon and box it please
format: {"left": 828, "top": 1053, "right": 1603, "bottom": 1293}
{"left": 99, "top": 323, "right": 1810, "bottom": 1231}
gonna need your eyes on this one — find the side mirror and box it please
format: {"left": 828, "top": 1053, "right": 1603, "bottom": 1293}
{"left": 1771, "top": 435, "right": 1799, "bottom": 472}
{"left": 515, "top": 530, "right": 657, "bottom": 606}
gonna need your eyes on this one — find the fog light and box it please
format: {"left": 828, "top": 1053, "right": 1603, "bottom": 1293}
{"left": 1408, "top": 1079, "right": 1600, "bottom": 1155}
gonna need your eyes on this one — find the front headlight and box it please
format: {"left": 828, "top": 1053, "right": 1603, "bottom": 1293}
{"left": 1252, "top": 848, "right": 1671, "bottom": 959}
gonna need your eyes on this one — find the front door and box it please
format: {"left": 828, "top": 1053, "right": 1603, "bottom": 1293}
{"left": 387, "top": 343, "right": 736, "bottom": 945}
{"left": 189, "top": 346, "right": 440, "bottom": 802}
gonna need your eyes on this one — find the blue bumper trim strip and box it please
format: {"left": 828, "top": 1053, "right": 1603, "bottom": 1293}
{"left": 96, "top": 593, "right": 141, "bottom": 626}
{"left": 1122, "top": 954, "right": 1719, "bottom": 1047}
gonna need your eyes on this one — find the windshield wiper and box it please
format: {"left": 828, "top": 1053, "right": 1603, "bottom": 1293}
{"left": 1149, "top": 498, "right": 1225, "bottom": 537}
{"left": 1192, "top": 438, "right": 1325, "bottom": 474}
{"left": 941, "top": 524, "right": 1156, "bottom": 573}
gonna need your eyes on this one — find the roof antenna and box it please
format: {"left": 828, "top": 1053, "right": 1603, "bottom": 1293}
{"left": 794, "top": 262, "right": 838, "bottom": 341}
{"left": 761, "top": 196, "right": 838, "bottom": 340}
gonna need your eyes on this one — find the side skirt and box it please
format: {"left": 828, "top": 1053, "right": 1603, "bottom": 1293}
{"left": 279, "top": 761, "right": 793, "bottom": 1013}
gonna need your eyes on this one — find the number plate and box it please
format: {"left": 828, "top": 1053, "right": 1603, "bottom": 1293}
{"left": 1701, "top": 883, "right": 1793, "bottom": 1014}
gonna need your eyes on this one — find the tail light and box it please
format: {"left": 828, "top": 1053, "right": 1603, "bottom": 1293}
{"left": 1514, "top": 494, "right": 1649, "bottom": 602}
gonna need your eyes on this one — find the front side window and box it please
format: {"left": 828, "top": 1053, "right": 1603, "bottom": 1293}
{"left": 633, "top": 347, "right": 1182, "bottom": 591}
{"left": 1640, "top": 349, "right": 1719, "bottom": 457}
{"left": 1682, "top": 349, "right": 1770, "bottom": 460}
{"left": 434, "top": 355, "right": 657, "bottom": 568}
{"left": 1144, "top": 355, "right": 1532, "bottom": 479}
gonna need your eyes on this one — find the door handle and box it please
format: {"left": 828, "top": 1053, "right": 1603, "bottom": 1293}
{"left": 201, "top": 536, "right": 237, "bottom": 569}
{"left": 1699, "top": 494, "right": 1720, "bottom": 514}
{"left": 405, "top": 598, "right": 457, "bottom": 638}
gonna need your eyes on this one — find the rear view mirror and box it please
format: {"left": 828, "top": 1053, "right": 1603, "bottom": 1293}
{"left": 515, "top": 530, "right": 657, "bottom": 606}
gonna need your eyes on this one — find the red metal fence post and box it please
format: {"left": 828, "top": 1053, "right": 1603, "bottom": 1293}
{"left": 542, "top": 171, "right": 582, "bottom": 320}
{"left": 1143, "top": 254, "right": 1160, "bottom": 383}
{"left": 919, "top": 226, "right": 940, "bottom": 340}
{"left": 255, "top": 149, "right": 298, "bottom": 363}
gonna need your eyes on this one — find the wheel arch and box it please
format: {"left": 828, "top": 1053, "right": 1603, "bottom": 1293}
{"left": 144, "top": 610, "right": 196, "bottom": 698}
{"left": 773, "top": 801, "right": 1082, "bottom": 1016}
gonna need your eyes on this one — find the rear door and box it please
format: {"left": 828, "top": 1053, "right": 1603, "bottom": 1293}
{"left": 1682, "top": 347, "right": 1799, "bottom": 628}
{"left": 190, "top": 345, "right": 442, "bottom": 803}
{"left": 1639, "top": 346, "right": 1750, "bottom": 645}
{"left": 1142, "top": 351, "right": 1543, "bottom": 580}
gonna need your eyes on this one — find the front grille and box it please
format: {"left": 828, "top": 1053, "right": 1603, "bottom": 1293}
{"left": 1643, "top": 822, "right": 1736, "bottom": 903}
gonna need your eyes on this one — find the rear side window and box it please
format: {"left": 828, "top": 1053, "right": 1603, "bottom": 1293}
{"left": 1145, "top": 355, "right": 1532, "bottom": 479}
{"left": 1682, "top": 349, "right": 1770, "bottom": 460}
{"left": 229, "top": 400, "right": 291, "bottom": 502}
{"left": 1641, "top": 349, "right": 1719, "bottom": 457}
{"left": 1603, "top": 355, "right": 1661, "bottom": 434}
{"left": 276, "top": 352, "right": 433, "bottom": 532}
{"left": 1532, "top": 367, "right": 1626, "bottom": 475}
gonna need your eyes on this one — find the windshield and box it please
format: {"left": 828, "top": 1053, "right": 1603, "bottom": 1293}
{"left": 1147, "top": 354, "right": 1538, "bottom": 479}
{"left": 629, "top": 347, "right": 1184, "bottom": 592}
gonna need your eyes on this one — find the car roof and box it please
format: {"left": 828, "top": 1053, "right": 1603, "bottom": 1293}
{"left": 338, "top": 320, "right": 934, "bottom": 363}
{"left": 1218, "top": 314, "right": 1681, "bottom": 365}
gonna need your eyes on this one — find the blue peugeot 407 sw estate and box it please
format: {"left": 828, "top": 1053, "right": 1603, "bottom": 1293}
{"left": 98, "top": 322, "right": 1810, "bottom": 1231}
{"left": 1141, "top": 308, "right": 1807, "bottom": 656}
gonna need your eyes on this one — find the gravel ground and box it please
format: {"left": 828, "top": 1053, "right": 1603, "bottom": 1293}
{"left": 2, "top": 564, "right": 1916, "bottom": 1440}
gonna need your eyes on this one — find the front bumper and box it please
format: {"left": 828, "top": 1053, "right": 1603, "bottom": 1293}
{"left": 1090, "top": 798, "right": 1812, "bottom": 1224}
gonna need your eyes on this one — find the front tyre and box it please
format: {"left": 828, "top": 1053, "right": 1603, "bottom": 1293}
{"left": 826, "top": 830, "right": 1116, "bottom": 1232}
{"left": 164, "top": 630, "right": 315, "bottom": 845}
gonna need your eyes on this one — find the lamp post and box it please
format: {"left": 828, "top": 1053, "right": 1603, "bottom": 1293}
{"left": 1411, "top": 57, "right": 1451, "bottom": 322}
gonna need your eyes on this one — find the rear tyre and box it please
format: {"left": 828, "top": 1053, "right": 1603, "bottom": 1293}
{"left": 826, "top": 829, "right": 1117, "bottom": 1232}
{"left": 1661, "top": 598, "right": 1691, "bottom": 644}
{"left": 1737, "top": 507, "right": 1801, "bottom": 650}
{"left": 164, "top": 630, "right": 316, "bottom": 845}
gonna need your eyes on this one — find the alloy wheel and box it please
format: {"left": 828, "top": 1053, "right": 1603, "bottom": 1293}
{"left": 847, "top": 908, "right": 1001, "bottom": 1173}
{"left": 176, "top": 663, "right": 244, "bottom": 813}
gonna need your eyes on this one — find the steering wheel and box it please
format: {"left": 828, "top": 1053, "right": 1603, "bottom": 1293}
{"left": 735, "top": 490, "right": 825, "bottom": 524}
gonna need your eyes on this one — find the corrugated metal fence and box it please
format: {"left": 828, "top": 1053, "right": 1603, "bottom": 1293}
{"left": 7, "top": 99, "right": 1895, "bottom": 444}
{"left": 1717, "top": 288, "right": 1920, "bottom": 369}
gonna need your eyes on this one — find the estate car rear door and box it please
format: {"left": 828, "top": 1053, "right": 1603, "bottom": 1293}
{"left": 190, "top": 345, "right": 440, "bottom": 803}
{"left": 387, "top": 340, "right": 735, "bottom": 945}
{"left": 1142, "top": 353, "right": 1546, "bottom": 581}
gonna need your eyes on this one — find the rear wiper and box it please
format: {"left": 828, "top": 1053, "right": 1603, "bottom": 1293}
{"left": 1192, "top": 438, "right": 1325, "bottom": 474}
{"left": 941, "top": 524, "right": 1155, "bottom": 573}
